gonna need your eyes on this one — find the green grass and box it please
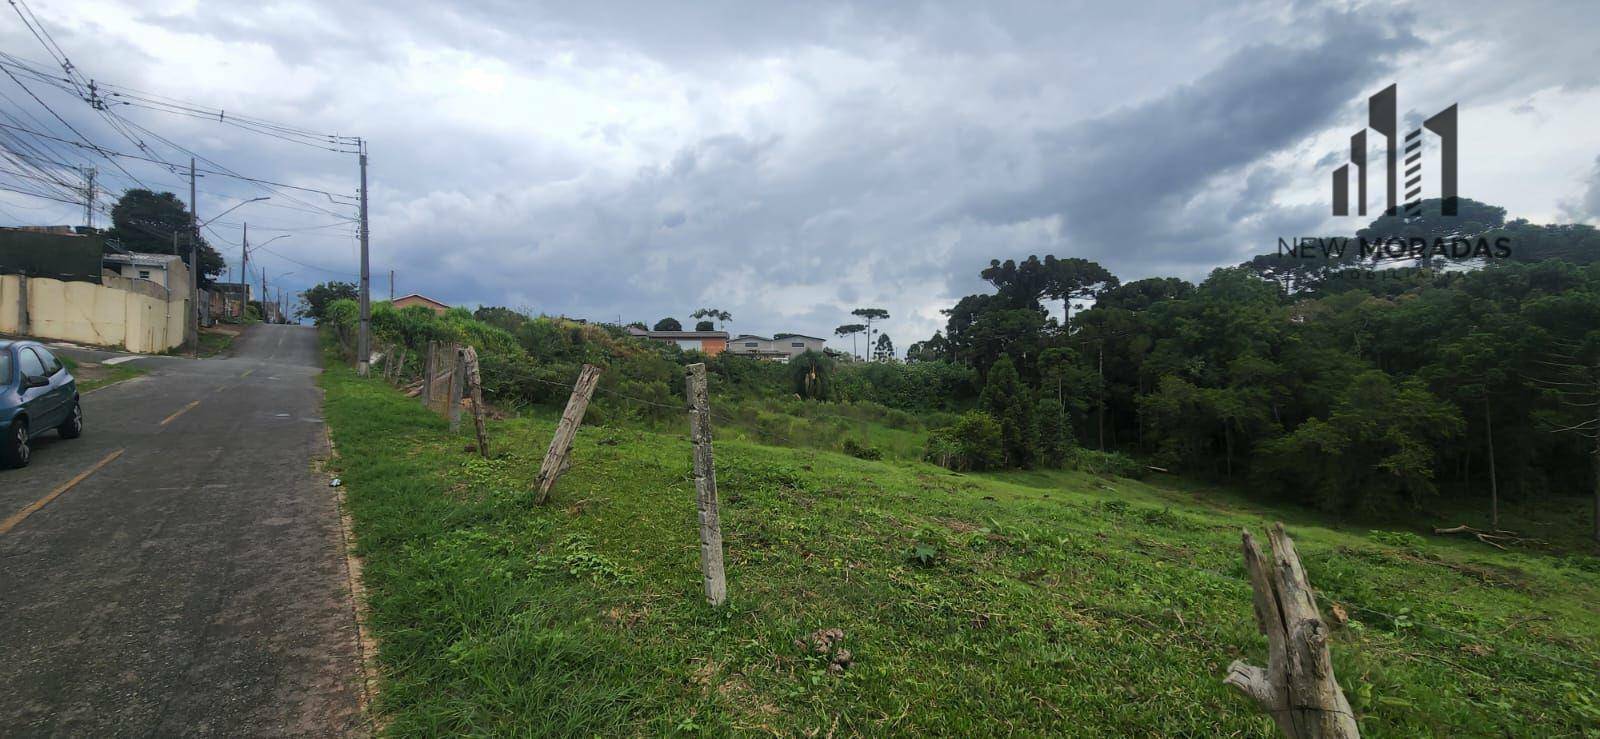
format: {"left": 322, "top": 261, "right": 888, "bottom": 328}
{"left": 60, "top": 355, "right": 146, "bottom": 393}
{"left": 196, "top": 329, "right": 236, "bottom": 358}
{"left": 321, "top": 360, "right": 1600, "bottom": 737}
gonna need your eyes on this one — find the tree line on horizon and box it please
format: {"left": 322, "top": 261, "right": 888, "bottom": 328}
{"left": 905, "top": 198, "right": 1600, "bottom": 537}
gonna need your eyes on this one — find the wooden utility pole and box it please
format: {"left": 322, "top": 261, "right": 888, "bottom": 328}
{"left": 533, "top": 364, "right": 602, "bottom": 505}
{"left": 461, "top": 346, "right": 489, "bottom": 458}
{"left": 447, "top": 344, "right": 464, "bottom": 432}
{"left": 1225, "top": 523, "right": 1359, "bottom": 739}
{"left": 685, "top": 363, "right": 728, "bottom": 606}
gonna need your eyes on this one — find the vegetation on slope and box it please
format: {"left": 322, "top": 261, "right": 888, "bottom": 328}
{"left": 322, "top": 355, "right": 1600, "bottom": 736}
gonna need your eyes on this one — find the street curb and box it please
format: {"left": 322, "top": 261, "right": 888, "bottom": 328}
{"left": 318, "top": 411, "right": 383, "bottom": 734}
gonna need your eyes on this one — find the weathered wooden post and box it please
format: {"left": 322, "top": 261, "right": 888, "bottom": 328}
{"left": 533, "top": 364, "right": 603, "bottom": 505}
{"left": 461, "top": 345, "right": 490, "bottom": 458}
{"left": 421, "top": 340, "right": 437, "bottom": 408}
{"left": 1225, "top": 523, "right": 1359, "bottom": 739}
{"left": 684, "top": 363, "right": 727, "bottom": 606}
{"left": 447, "top": 344, "right": 465, "bottom": 432}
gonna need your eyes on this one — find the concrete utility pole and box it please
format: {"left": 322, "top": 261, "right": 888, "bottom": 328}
{"left": 81, "top": 166, "right": 95, "bottom": 230}
{"left": 240, "top": 222, "right": 248, "bottom": 318}
{"left": 188, "top": 158, "right": 199, "bottom": 348}
{"left": 389, "top": 269, "right": 394, "bottom": 301}
{"left": 357, "top": 140, "right": 372, "bottom": 376}
{"left": 261, "top": 267, "right": 268, "bottom": 322}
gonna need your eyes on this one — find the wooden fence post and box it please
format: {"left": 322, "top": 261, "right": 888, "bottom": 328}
{"left": 447, "top": 344, "right": 464, "bottom": 432}
{"left": 684, "top": 363, "right": 727, "bottom": 606}
{"left": 1225, "top": 523, "right": 1359, "bottom": 739}
{"left": 461, "top": 345, "right": 490, "bottom": 458}
{"left": 532, "top": 364, "right": 603, "bottom": 505}
{"left": 421, "top": 340, "right": 437, "bottom": 407}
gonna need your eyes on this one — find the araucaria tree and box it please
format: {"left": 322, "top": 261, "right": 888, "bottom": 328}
{"left": 835, "top": 323, "right": 866, "bottom": 359}
{"left": 851, "top": 308, "right": 889, "bottom": 358}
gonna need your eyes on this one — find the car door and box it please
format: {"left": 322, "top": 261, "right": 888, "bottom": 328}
{"left": 16, "top": 346, "right": 56, "bottom": 431}
{"left": 32, "top": 347, "right": 72, "bottom": 425}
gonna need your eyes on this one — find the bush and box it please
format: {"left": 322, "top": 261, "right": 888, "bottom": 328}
{"left": 924, "top": 411, "right": 1004, "bottom": 471}
{"left": 841, "top": 438, "right": 883, "bottom": 460}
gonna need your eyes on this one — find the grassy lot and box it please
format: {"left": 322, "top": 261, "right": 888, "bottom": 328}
{"left": 197, "top": 325, "right": 240, "bottom": 358}
{"left": 60, "top": 355, "right": 146, "bottom": 393}
{"left": 322, "top": 361, "right": 1600, "bottom": 737}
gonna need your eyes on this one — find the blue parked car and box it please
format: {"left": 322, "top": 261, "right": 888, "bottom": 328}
{"left": 0, "top": 339, "right": 81, "bottom": 469}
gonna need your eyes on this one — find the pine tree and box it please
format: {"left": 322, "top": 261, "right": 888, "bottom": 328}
{"left": 980, "top": 355, "right": 1034, "bottom": 467}
{"left": 1035, "top": 394, "right": 1072, "bottom": 468}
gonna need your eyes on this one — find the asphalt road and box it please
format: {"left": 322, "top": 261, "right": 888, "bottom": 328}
{"left": 0, "top": 324, "right": 364, "bottom": 736}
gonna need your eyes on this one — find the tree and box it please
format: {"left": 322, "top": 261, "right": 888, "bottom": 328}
{"left": 296, "top": 281, "right": 359, "bottom": 322}
{"left": 874, "top": 333, "right": 895, "bottom": 362}
{"left": 691, "top": 307, "right": 732, "bottom": 330}
{"left": 1035, "top": 395, "right": 1071, "bottom": 468}
{"left": 653, "top": 317, "right": 683, "bottom": 331}
{"left": 695, "top": 320, "right": 715, "bottom": 331}
{"left": 851, "top": 308, "right": 889, "bottom": 358}
{"left": 790, "top": 349, "right": 835, "bottom": 399}
{"left": 980, "top": 355, "right": 1034, "bottom": 467}
{"left": 1043, "top": 255, "right": 1118, "bottom": 329}
{"left": 105, "top": 189, "right": 225, "bottom": 286}
{"left": 834, "top": 323, "right": 866, "bottom": 359}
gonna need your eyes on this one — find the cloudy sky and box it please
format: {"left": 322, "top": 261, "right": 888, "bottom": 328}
{"left": 3, "top": 0, "right": 1598, "bottom": 353}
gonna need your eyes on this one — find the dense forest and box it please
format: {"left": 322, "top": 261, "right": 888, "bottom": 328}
{"left": 905, "top": 199, "right": 1600, "bottom": 534}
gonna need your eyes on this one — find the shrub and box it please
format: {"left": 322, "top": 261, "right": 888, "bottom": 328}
{"left": 924, "top": 411, "right": 1004, "bottom": 471}
{"left": 841, "top": 438, "right": 882, "bottom": 460}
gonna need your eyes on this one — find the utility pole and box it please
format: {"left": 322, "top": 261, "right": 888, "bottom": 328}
{"left": 262, "top": 266, "right": 268, "bottom": 323}
{"left": 81, "top": 166, "right": 95, "bottom": 230}
{"left": 357, "top": 140, "right": 372, "bottom": 376}
{"left": 389, "top": 269, "right": 394, "bottom": 301}
{"left": 240, "top": 222, "right": 248, "bottom": 318}
{"left": 188, "top": 157, "right": 199, "bottom": 349}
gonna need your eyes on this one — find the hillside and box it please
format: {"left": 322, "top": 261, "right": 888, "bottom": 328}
{"left": 322, "top": 358, "right": 1600, "bottom": 737}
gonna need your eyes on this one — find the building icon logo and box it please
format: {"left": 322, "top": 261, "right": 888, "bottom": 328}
{"left": 1332, "top": 84, "right": 1457, "bottom": 217}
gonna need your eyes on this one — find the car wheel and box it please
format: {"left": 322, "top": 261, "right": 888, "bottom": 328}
{"left": 59, "top": 400, "right": 83, "bottom": 439}
{"left": 2, "top": 419, "right": 29, "bottom": 469}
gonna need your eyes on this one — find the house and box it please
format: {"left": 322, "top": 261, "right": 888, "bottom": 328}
{"left": 102, "top": 252, "right": 190, "bottom": 295}
{"left": 209, "top": 282, "right": 253, "bottom": 319}
{"left": 626, "top": 326, "right": 728, "bottom": 356}
{"left": 393, "top": 293, "right": 450, "bottom": 314}
{"left": 725, "top": 333, "right": 827, "bottom": 362}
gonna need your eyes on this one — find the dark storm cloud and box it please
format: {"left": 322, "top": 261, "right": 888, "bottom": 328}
{"left": 4, "top": 1, "right": 1599, "bottom": 351}
{"left": 960, "top": 11, "right": 1419, "bottom": 279}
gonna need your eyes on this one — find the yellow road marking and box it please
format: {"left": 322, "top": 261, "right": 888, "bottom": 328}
{"left": 160, "top": 400, "right": 201, "bottom": 426}
{"left": 240, "top": 369, "right": 255, "bottom": 378}
{"left": 0, "top": 448, "right": 125, "bottom": 535}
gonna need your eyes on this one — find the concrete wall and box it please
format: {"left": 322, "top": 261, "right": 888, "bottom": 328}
{"left": 0, "top": 271, "right": 187, "bottom": 353}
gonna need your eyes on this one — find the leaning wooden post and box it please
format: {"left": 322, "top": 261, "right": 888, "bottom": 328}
{"left": 532, "top": 364, "right": 603, "bottom": 505}
{"left": 1225, "top": 523, "right": 1359, "bottom": 739}
{"left": 447, "top": 344, "right": 464, "bottom": 432}
{"left": 461, "top": 345, "right": 490, "bottom": 458}
{"left": 420, "top": 340, "right": 437, "bottom": 408}
{"left": 684, "top": 363, "right": 728, "bottom": 606}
